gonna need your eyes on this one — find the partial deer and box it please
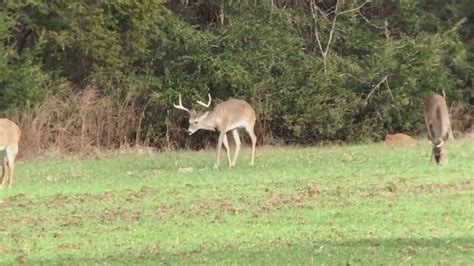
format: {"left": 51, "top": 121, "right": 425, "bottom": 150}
{"left": 0, "top": 119, "right": 21, "bottom": 189}
{"left": 384, "top": 133, "right": 415, "bottom": 146}
{"left": 174, "top": 94, "right": 257, "bottom": 169}
{"left": 424, "top": 93, "right": 452, "bottom": 165}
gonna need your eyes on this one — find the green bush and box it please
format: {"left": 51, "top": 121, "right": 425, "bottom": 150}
{"left": 0, "top": 0, "right": 472, "bottom": 150}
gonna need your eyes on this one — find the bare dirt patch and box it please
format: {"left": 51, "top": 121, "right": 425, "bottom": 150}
{"left": 0, "top": 245, "right": 12, "bottom": 254}
{"left": 218, "top": 199, "right": 239, "bottom": 215}
{"left": 0, "top": 194, "right": 33, "bottom": 210}
{"left": 375, "top": 179, "right": 472, "bottom": 196}
{"left": 42, "top": 194, "right": 83, "bottom": 208}
{"left": 94, "top": 192, "right": 113, "bottom": 201}
{"left": 101, "top": 207, "right": 142, "bottom": 222}
{"left": 56, "top": 243, "right": 81, "bottom": 251}
{"left": 59, "top": 215, "right": 83, "bottom": 227}
{"left": 11, "top": 216, "right": 48, "bottom": 226}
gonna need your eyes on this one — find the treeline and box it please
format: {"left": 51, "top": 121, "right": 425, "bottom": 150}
{"left": 1, "top": 0, "right": 472, "bottom": 155}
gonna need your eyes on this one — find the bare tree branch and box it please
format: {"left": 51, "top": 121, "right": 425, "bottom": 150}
{"left": 384, "top": 78, "right": 394, "bottom": 102}
{"left": 365, "top": 75, "right": 388, "bottom": 104}
{"left": 310, "top": 2, "right": 325, "bottom": 57}
{"left": 338, "top": 1, "right": 369, "bottom": 16}
{"left": 324, "top": 0, "right": 339, "bottom": 57}
{"left": 383, "top": 77, "right": 402, "bottom": 122}
{"left": 312, "top": 3, "right": 330, "bottom": 22}
{"left": 314, "top": 26, "right": 325, "bottom": 57}
{"left": 310, "top": 0, "right": 369, "bottom": 72}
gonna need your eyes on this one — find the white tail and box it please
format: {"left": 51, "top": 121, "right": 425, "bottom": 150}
{"left": 424, "top": 94, "right": 451, "bottom": 165}
{"left": 0, "top": 119, "right": 21, "bottom": 189}
{"left": 174, "top": 94, "right": 257, "bottom": 169}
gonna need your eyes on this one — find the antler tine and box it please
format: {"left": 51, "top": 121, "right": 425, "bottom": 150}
{"left": 173, "top": 94, "right": 191, "bottom": 114}
{"left": 196, "top": 93, "right": 212, "bottom": 108}
{"left": 436, "top": 137, "right": 444, "bottom": 148}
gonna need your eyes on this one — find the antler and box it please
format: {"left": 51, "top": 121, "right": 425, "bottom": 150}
{"left": 196, "top": 93, "right": 212, "bottom": 108}
{"left": 173, "top": 94, "right": 191, "bottom": 114}
{"left": 429, "top": 137, "right": 445, "bottom": 148}
{"left": 436, "top": 138, "right": 444, "bottom": 148}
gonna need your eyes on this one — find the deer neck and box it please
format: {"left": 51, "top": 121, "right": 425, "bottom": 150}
{"left": 200, "top": 111, "right": 219, "bottom": 131}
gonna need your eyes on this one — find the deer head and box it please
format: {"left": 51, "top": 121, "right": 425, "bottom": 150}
{"left": 429, "top": 137, "right": 445, "bottom": 164}
{"left": 173, "top": 93, "right": 214, "bottom": 134}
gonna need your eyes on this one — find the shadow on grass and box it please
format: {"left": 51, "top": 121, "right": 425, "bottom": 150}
{"left": 18, "top": 237, "right": 474, "bottom": 264}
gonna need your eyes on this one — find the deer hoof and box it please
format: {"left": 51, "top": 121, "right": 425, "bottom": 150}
{"left": 213, "top": 163, "right": 220, "bottom": 170}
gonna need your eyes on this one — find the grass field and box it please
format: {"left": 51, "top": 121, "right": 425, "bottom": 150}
{"left": 0, "top": 140, "right": 473, "bottom": 264}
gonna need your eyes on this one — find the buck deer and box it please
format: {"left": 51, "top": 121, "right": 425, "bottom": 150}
{"left": 0, "top": 119, "right": 21, "bottom": 189}
{"left": 424, "top": 94, "right": 452, "bottom": 165}
{"left": 174, "top": 93, "right": 257, "bottom": 169}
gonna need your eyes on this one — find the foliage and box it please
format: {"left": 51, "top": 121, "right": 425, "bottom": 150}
{"left": 0, "top": 11, "right": 48, "bottom": 111}
{"left": 10, "top": 87, "right": 146, "bottom": 158}
{"left": 0, "top": 142, "right": 473, "bottom": 263}
{"left": 0, "top": 0, "right": 472, "bottom": 148}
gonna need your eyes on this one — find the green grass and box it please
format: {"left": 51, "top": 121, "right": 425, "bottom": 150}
{"left": 0, "top": 140, "right": 473, "bottom": 265}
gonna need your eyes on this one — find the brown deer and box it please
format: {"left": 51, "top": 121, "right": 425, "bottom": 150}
{"left": 0, "top": 119, "right": 21, "bottom": 189}
{"left": 174, "top": 94, "right": 257, "bottom": 169}
{"left": 424, "top": 93, "right": 452, "bottom": 165}
{"left": 384, "top": 133, "right": 415, "bottom": 146}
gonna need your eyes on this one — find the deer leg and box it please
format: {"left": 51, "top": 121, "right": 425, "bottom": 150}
{"left": 424, "top": 117, "right": 432, "bottom": 140}
{"left": 222, "top": 133, "right": 232, "bottom": 167}
{"left": 231, "top": 129, "right": 241, "bottom": 167}
{"left": 246, "top": 126, "right": 257, "bottom": 166}
{"left": 214, "top": 131, "right": 225, "bottom": 169}
{"left": 448, "top": 127, "right": 455, "bottom": 141}
{"left": 6, "top": 149, "right": 15, "bottom": 189}
{"left": 0, "top": 158, "right": 5, "bottom": 181}
{"left": 7, "top": 163, "right": 15, "bottom": 189}
{"left": 0, "top": 158, "right": 7, "bottom": 190}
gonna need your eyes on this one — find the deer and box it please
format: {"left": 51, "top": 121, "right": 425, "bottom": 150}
{"left": 173, "top": 93, "right": 257, "bottom": 169}
{"left": 0, "top": 119, "right": 21, "bottom": 189}
{"left": 424, "top": 93, "right": 452, "bottom": 165}
{"left": 384, "top": 133, "right": 415, "bottom": 146}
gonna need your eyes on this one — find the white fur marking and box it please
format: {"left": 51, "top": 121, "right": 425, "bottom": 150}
{"left": 228, "top": 120, "right": 247, "bottom": 130}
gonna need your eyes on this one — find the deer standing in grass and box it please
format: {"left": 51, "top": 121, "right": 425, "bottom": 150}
{"left": 424, "top": 93, "right": 452, "bottom": 165}
{"left": 0, "top": 119, "right": 21, "bottom": 189}
{"left": 174, "top": 94, "right": 257, "bottom": 169}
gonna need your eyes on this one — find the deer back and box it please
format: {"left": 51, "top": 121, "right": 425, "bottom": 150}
{"left": 384, "top": 133, "right": 415, "bottom": 146}
{"left": 210, "top": 99, "right": 256, "bottom": 131}
{"left": 424, "top": 95, "right": 450, "bottom": 142}
{"left": 0, "top": 119, "right": 21, "bottom": 147}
